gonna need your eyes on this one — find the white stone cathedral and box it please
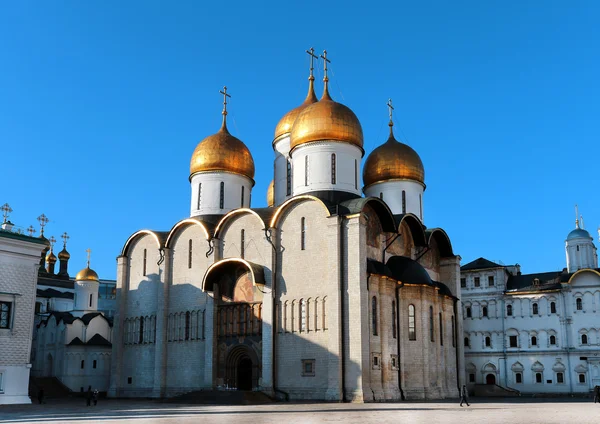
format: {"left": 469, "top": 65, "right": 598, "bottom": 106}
{"left": 109, "top": 51, "right": 464, "bottom": 402}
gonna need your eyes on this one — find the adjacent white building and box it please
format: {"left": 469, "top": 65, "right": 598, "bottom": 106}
{"left": 461, "top": 218, "right": 600, "bottom": 394}
{"left": 0, "top": 221, "right": 46, "bottom": 404}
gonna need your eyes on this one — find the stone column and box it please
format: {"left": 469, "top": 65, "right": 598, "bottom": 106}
{"left": 108, "top": 255, "right": 129, "bottom": 398}
{"left": 152, "top": 247, "right": 171, "bottom": 398}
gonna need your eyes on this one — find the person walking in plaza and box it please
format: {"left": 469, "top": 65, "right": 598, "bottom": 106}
{"left": 460, "top": 385, "right": 470, "bottom": 407}
{"left": 92, "top": 389, "right": 99, "bottom": 406}
{"left": 86, "top": 386, "right": 92, "bottom": 406}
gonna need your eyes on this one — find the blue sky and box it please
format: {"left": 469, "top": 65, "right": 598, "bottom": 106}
{"left": 1, "top": 1, "right": 598, "bottom": 280}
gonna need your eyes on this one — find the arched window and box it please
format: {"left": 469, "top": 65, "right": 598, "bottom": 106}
{"left": 408, "top": 304, "right": 416, "bottom": 340}
{"left": 464, "top": 336, "right": 469, "bottom": 347}
{"left": 531, "top": 336, "right": 537, "bottom": 346}
{"left": 241, "top": 186, "right": 245, "bottom": 207}
{"left": 551, "top": 302, "right": 556, "bottom": 314}
{"left": 372, "top": 296, "right": 378, "bottom": 336}
{"left": 439, "top": 313, "right": 443, "bottom": 345}
{"left": 143, "top": 249, "right": 147, "bottom": 276}
{"left": 188, "top": 239, "right": 193, "bottom": 269}
{"left": 197, "top": 183, "right": 202, "bottom": 209}
{"left": 485, "top": 336, "right": 491, "bottom": 347}
{"left": 240, "top": 229, "right": 245, "bottom": 259}
{"left": 331, "top": 153, "right": 336, "bottom": 184}
{"left": 507, "top": 304, "right": 513, "bottom": 316}
{"left": 582, "top": 334, "right": 588, "bottom": 345}
{"left": 482, "top": 306, "right": 488, "bottom": 317}
{"left": 300, "top": 299, "right": 306, "bottom": 332}
{"left": 392, "top": 301, "right": 397, "bottom": 339}
{"left": 550, "top": 335, "right": 556, "bottom": 345}
{"left": 219, "top": 182, "right": 224, "bottom": 209}
{"left": 300, "top": 217, "right": 306, "bottom": 250}
{"left": 286, "top": 160, "right": 292, "bottom": 196}
{"left": 429, "top": 306, "right": 434, "bottom": 342}
{"left": 466, "top": 307, "right": 472, "bottom": 318}
{"left": 402, "top": 190, "right": 406, "bottom": 214}
{"left": 532, "top": 303, "right": 538, "bottom": 315}
{"left": 304, "top": 156, "right": 309, "bottom": 186}
{"left": 576, "top": 298, "right": 583, "bottom": 311}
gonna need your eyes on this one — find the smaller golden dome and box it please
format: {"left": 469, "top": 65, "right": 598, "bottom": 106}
{"left": 76, "top": 266, "right": 99, "bottom": 282}
{"left": 267, "top": 180, "right": 274, "bottom": 207}
{"left": 290, "top": 84, "right": 363, "bottom": 152}
{"left": 46, "top": 250, "right": 57, "bottom": 264}
{"left": 58, "top": 248, "right": 70, "bottom": 261}
{"left": 363, "top": 124, "right": 425, "bottom": 188}
{"left": 274, "top": 78, "right": 317, "bottom": 143}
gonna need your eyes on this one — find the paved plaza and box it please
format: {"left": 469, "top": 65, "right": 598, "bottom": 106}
{"left": 0, "top": 398, "right": 598, "bottom": 424}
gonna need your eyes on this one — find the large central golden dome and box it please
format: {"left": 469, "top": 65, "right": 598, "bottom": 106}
{"left": 363, "top": 123, "right": 425, "bottom": 188}
{"left": 289, "top": 84, "right": 363, "bottom": 152}
{"left": 190, "top": 120, "right": 255, "bottom": 182}
{"left": 274, "top": 77, "right": 317, "bottom": 143}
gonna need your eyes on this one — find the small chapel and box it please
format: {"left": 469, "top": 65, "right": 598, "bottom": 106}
{"left": 109, "top": 50, "right": 465, "bottom": 402}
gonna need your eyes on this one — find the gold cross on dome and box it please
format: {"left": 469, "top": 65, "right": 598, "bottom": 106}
{"left": 86, "top": 248, "right": 91, "bottom": 267}
{"left": 320, "top": 50, "right": 331, "bottom": 80}
{"left": 37, "top": 214, "right": 49, "bottom": 235}
{"left": 306, "top": 47, "right": 318, "bottom": 78}
{"left": 219, "top": 86, "right": 231, "bottom": 116}
{"left": 387, "top": 98, "right": 394, "bottom": 123}
{"left": 1, "top": 203, "right": 12, "bottom": 224}
{"left": 61, "top": 232, "right": 70, "bottom": 248}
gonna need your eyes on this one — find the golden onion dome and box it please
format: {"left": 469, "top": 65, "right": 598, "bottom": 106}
{"left": 58, "top": 248, "right": 70, "bottom": 261}
{"left": 267, "top": 180, "right": 274, "bottom": 207}
{"left": 76, "top": 266, "right": 99, "bottom": 282}
{"left": 274, "top": 77, "right": 317, "bottom": 143}
{"left": 190, "top": 100, "right": 255, "bottom": 182}
{"left": 46, "top": 250, "right": 57, "bottom": 264}
{"left": 290, "top": 81, "right": 363, "bottom": 153}
{"left": 363, "top": 123, "right": 425, "bottom": 188}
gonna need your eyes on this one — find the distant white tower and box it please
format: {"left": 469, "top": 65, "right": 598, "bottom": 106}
{"left": 565, "top": 206, "right": 598, "bottom": 273}
{"left": 72, "top": 248, "right": 100, "bottom": 317}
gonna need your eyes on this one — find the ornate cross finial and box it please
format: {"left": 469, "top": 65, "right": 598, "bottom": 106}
{"left": 320, "top": 50, "right": 331, "bottom": 81}
{"left": 27, "top": 226, "right": 36, "bottom": 237}
{"left": 37, "top": 214, "right": 49, "bottom": 236}
{"left": 86, "top": 248, "right": 92, "bottom": 267}
{"left": 61, "top": 232, "right": 70, "bottom": 248}
{"left": 387, "top": 98, "right": 394, "bottom": 125}
{"left": 306, "top": 47, "right": 318, "bottom": 79}
{"left": 575, "top": 204, "right": 579, "bottom": 228}
{"left": 1, "top": 203, "right": 12, "bottom": 224}
{"left": 49, "top": 236, "right": 56, "bottom": 250}
{"left": 219, "top": 86, "right": 231, "bottom": 117}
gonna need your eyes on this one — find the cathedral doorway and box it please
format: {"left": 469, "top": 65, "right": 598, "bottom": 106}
{"left": 486, "top": 374, "right": 496, "bottom": 385}
{"left": 225, "top": 345, "right": 258, "bottom": 391}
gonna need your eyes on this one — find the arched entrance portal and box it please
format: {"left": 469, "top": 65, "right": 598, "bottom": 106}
{"left": 486, "top": 373, "right": 496, "bottom": 385}
{"left": 226, "top": 345, "right": 258, "bottom": 390}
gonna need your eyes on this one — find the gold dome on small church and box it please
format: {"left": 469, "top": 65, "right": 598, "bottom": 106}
{"left": 266, "top": 180, "right": 274, "bottom": 207}
{"left": 363, "top": 122, "right": 425, "bottom": 188}
{"left": 76, "top": 266, "right": 99, "bottom": 282}
{"left": 290, "top": 52, "right": 363, "bottom": 153}
{"left": 190, "top": 88, "right": 255, "bottom": 182}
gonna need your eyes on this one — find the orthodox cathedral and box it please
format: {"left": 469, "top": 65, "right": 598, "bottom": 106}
{"left": 109, "top": 50, "right": 464, "bottom": 402}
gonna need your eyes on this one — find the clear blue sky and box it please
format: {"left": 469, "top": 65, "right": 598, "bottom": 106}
{"left": 2, "top": 1, "right": 599, "bottom": 280}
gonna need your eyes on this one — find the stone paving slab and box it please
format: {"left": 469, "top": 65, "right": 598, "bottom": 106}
{"left": 0, "top": 398, "right": 598, "bottom": 424}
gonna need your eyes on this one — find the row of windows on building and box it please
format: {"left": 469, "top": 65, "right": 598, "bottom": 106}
{"left": 196, "top": 183, "right": 251, "bottom": 210}
{"left": 461, "top": 275, "right": 495, "bottom": 289}
{"left": 464, "top": 297, "right": 588, "bottom": 319}
{"left": 277, "top": 297, "right": 327, "bottom": 334}
{"left": 371, "top": 297, "right": 457, "bottom": 347}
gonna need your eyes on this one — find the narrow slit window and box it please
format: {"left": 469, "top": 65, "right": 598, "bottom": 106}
{"left": 402, "top": 191, "right": 406, "bottom": 214}
{"left": 331, "top": 153, "right": 336, "bottom": 184}
{"left": 240, "top": 229, "right": 245, "bottom": 259}
{"left": 301, "top": 217, "right": 306, "bottom": 250}
{"left": 188, "top": 239, "right": 192, "bottom": 269}
{"left": 219, "top": 182, "right": 224, "bottom": 209}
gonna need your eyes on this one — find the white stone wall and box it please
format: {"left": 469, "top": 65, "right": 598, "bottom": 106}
{"left": 291, "top": 142, "right": 362, "bottom": 196}
{"left": 364, "top": 180, "right": 425, "bottom": 219}
{"left": 0, "top": 235, "right": 45, "bottom": 404}
{"left": 190, "top": 172, "right": 253, "bottom": 216}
